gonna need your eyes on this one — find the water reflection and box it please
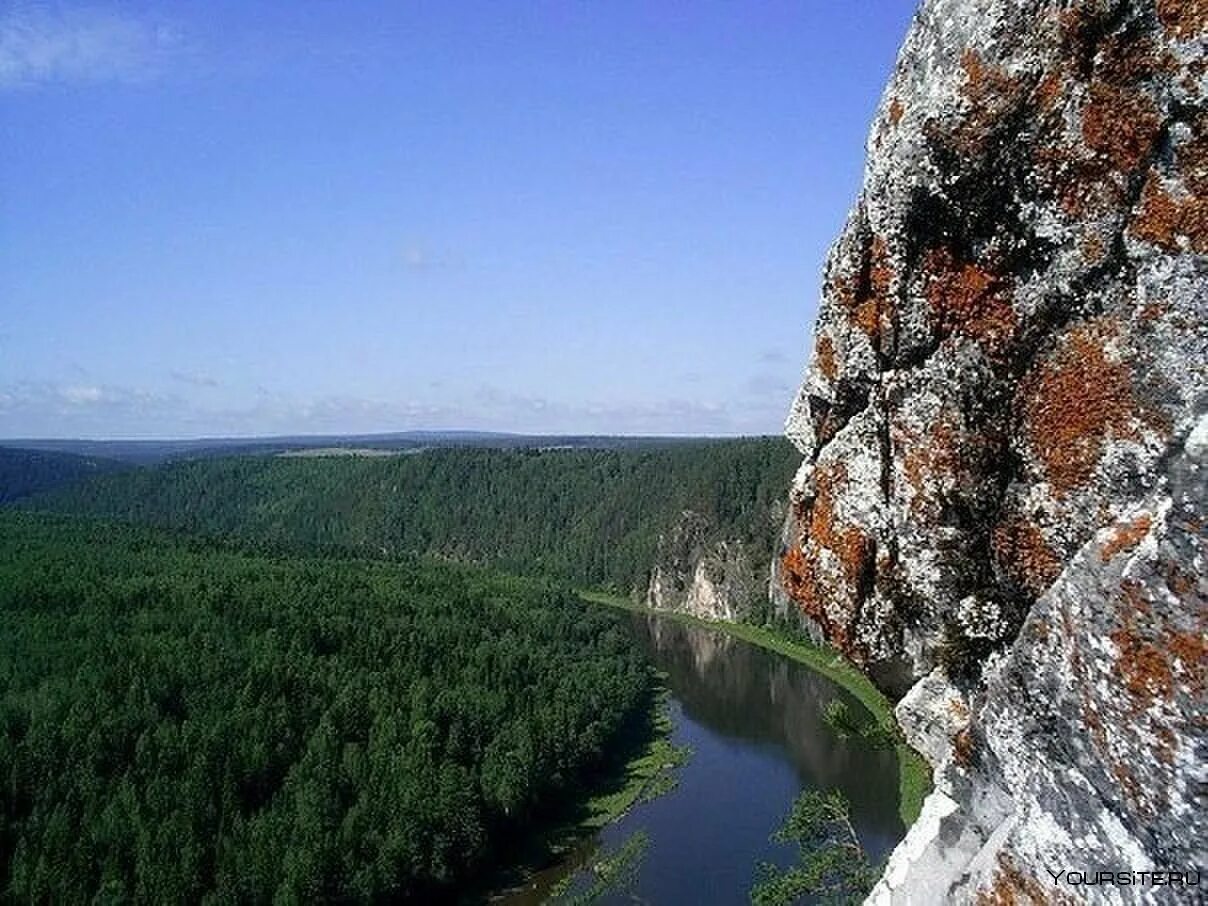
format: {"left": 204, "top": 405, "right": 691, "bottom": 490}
{"left": 499, "top": 614, "right": 904, "bottom": 904}
{"left": 632, "top": 614, "right": 903, "bottom": 860}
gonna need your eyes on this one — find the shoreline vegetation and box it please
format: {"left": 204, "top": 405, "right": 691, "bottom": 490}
{"left": 577, "top": 687, "right": 690, "bottom": 831}
{"left": 486, "top": 684, "right": 688, "bottom": 903}
{"left": 578, "top": 590, "right": 932, "bottom": 828}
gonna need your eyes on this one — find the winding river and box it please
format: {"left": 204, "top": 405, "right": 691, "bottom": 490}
{"left": 502, "top": 613, "right": 905, "bottom": 904}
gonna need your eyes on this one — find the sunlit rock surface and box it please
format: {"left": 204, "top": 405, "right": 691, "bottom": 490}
{"left": 779, "top": 0, "right": 1206, "bottom": 900}
{"left": 646, "top": 510, "right": 763, "bottom": 620}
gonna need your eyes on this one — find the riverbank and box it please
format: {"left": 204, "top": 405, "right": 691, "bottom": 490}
{"left": 490, "top": 683, "right": 687, "bottom": 904}
{"left": 578, "top": 590, "right": 931, "bottom": 828}
{"left": 578, "top": 687, "right": 690, "bottom": 831}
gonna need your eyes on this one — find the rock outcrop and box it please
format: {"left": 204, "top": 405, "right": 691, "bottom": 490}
{"left": 779, "top": 0, "right": 1206, "bottom": 901}
{"left": 646, "top": 510, "right": 764, "bottom": 620}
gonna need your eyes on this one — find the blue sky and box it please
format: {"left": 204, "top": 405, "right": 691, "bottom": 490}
{"left": 1, "top": 1, "right": 916, "bottom": 439}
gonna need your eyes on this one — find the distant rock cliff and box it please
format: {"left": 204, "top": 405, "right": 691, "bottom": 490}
{"left": 645, "top": 509, "right": 775, "bottom": 621}
{"left": 778, "top": 0, "right": 1205, "bottom": 902}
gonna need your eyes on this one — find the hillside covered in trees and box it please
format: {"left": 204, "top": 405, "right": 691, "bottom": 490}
{"left": 0, "top": 447, "right": 126, "bottom": 504}
{"left": 28, "top": 439, "right": 799, "bottom": 596}
{"left": 0, "top": 512, "right": 651, "bottom": 903}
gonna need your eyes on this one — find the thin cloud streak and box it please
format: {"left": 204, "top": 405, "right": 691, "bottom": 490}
{"left": 0, "top": 4, "right": 181, "bottom": 89}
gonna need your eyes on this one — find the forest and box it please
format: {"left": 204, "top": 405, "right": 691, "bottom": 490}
{"left": 28, "top": 439, "right": 799, "bottom": 595}
{"left": 0, "top": 447, "right": 126, "bottom": 504}
{"left": 0, "top": 511, "right": 652, "bottom": 903}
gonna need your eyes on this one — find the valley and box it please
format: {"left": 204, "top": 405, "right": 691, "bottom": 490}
{"left": 0, "top": 440, "right": 912, "bottom": 903}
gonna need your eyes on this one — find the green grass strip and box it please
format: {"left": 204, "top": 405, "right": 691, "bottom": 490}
{"left": 578, "top": 688, "right": 689, "bottom": 830}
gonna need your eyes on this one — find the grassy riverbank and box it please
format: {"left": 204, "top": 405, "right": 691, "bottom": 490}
{"left": 578, "top": 591, "right": 932, "bottom": 828}
{"left": 578, "top": 688, "right": 689, "bottom": 830}
{"left": 487, "top": 684, "right": 687, "bottom": 903}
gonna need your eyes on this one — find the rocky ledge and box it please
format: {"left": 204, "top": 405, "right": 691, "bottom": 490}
{"left": 777, "top": 0, "right": 1206, "bottom": 901}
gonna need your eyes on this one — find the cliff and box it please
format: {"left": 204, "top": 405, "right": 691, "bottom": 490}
{"left": 645, "top": 509, "right": 775, "bottom": 620}
{"left": 778, "top": 0, "right": 1206, "bottom": 902}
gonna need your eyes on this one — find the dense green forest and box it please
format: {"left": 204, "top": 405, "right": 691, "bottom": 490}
{"left": 0, "top": 512, "right": 652, "bottom": 903}
{"left": 29, "top": 439, "right": 799, "bottom": 594}
{"left": 0, "top": 447, "right": 126, "bottom": 503}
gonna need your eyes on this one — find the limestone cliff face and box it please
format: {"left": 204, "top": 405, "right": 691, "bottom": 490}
{"left": 778, "top": 0, "right": 1206, "bottom": 901}
{"left": 645, "top": 510, "right": 764, "bottom": 621}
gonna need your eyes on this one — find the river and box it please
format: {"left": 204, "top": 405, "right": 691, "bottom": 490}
{"left": 500, "top": 612, "right": 905, "bottom": 904}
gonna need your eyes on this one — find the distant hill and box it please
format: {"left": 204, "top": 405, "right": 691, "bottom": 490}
{"left": 2, "top": 431, "right": 723, "bottom": 465}
{"left": 0, "top": 447, "right": 127, "bottom": 504}
{"left": 27, "top": 438, "right": 799, "bottom": 603}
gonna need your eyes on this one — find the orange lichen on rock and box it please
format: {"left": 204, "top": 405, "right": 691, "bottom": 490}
{"left": 952, "top": 50, "right": 1025, "bottom": 155}
{"left": 1154, "top": 723, "right": 1177, "bottom": 764}
{"left": 952, "top": 727, "right": 975, "bottom": 767}
{"left": 1096, "top": 31, "right": 1176, "bottom": 86}
{"left": 1057, "top": 2, "right": 1108, "bottom": 60}
{"left": 1106, "top": 564, "right": 1205, "bottom": 720}
{"left": 960, "top": 49, "right": 1011, "bottom": 95}
{"left": 1079, "top": 232, "right": 1106, "bottom": 262}
{"left": 854, "top": 299, "right": 881, "bottom": 337}
{"left": 901, "top": 417, "right": 961, "bottom": 518}
{"left": 1020, "top": 318, "right": 1142, "bottom": 496}
{"left": 1100, "top": 513, "right": 1153, "bottom": 562}
{"left": 1082, "top": 82, "right": 1161, "bottom": 173}
{"left": 1157, "top": 0, "right": 1208, "bottom": 39}
{"left": 806, "top": 463, "right": 871, "bottom": 586}
{"left": 1036, "top": 26, "right": 1170, "bottom": 220}
{"left": 1112, "top": 761, "right": 1146, "bottom": 811}
{"left": 845, "top": 235, "right": 894, "bottom": 340}
{"left": 924, "top": 248, "right": 1016, "bottom": 361}
{"left": 1110, "top": 626, "right": 1173, "bottom": 706}
{"left": 1034, "top": 70, "right": 1064, "bottom": 112}
{"left": 1168, "top": 633, "right": 1208, "bottom": 694}
{"left": 1137, "top": 301, "right": 1168, "bottom": 323}
{"left": 779, "top": 544, "right": 854, "bottom": 654}
{"left": 869, "top": 236, "right": 892, "bottom": 297}
{"left": 779, "top": 462, "right": 873, "bottom": 657}
{"left": 975, "top": 853, "right": 1053, "bottom": 906}
{"left": 1131, "top": 175, "right": 1208, "bottom": 254}
{"left": 1034, "top": 141, "right": 1128, "bottom": 218}
{"left": 827, "top": 232, "right": 895, "bottom": 345}
{"left": 1121, "top": 577, "right": 1151, "bottom": 615}
{"left": 780, "top": 545, "right": 814, "bottom": 604}
{"left": 1164, "top": 562, "right": 1196, "bottom": 598}
{"left": 993, "top": 516, "right": 1062, "bottom": 596}
{"left": 1033, "top": 5, "right": 1176, "bottom": 225}
{"left": 813, "top": 333, "right": 837, "bottom": 382}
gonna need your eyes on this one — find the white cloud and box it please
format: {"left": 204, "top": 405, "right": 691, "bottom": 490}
{"left": 60, "top": 384, "right": 103, "bottom": 404}
{"left": 0, "top": 380, "right": 183, "bottom": 436}
{"left": 0, "top": 3, "right": 181, "bottom": 89}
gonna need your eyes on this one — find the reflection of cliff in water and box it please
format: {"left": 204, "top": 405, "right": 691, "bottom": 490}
{"left": 631, "top": 613, "right": 903, "bottom": 848}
